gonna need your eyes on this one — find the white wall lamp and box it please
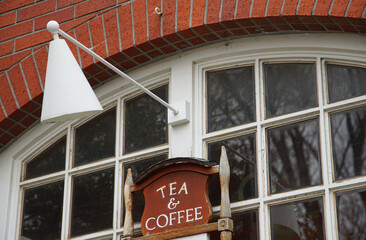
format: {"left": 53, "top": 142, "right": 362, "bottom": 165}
{"left": 41, "top": 20, "right": 190, "bottom": 126}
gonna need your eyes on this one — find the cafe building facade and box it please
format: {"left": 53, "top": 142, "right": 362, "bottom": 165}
{"left": 0, "top": 0, "right": 366, "bottom": 239}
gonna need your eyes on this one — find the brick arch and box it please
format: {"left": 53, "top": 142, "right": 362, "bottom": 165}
{"left": 0, "top": 0, "right": 366, "bottom": 150}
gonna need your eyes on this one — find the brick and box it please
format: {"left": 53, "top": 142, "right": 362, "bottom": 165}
{"left": 313, "top": 0, "right": 333, "bottom": 16}
{"left": 21, "top": 115, "right": 37, "bottom": 127}
{"left": 8, "top": 65, "right": 30, "bottom": 107}
{"left": 282, "top": 0, "right": 299, "bottom": 16}
{"left": 266, "top": 16, "right": 287, "bottom": 24}
{"left": 187, "top": 37, "right": 205, "bottom": 45}
{"left": 0, "top": 113, "right": 10, "bottom": 129}
{"left": 0, "top": 49, "right": 31, "bottom": 72}
{"left": 103, "top": 9, "right": 120, "bottom": 57}
{"left": 132, "top": 0, "right": 147, "bottom": 46}
{"left": 148, "top": 0, "right": 162, "bottom": 40}
{"left": 206, "top": 0, "right": 221, "bottom": 25}
{"left": 15, "top": 30, "right": 51, "bottom": 52}
{"left": 146, "top": 49, "right": 164, "bottom": 58}
{"left": 191, "top": 0, "right": 206, "bottom": 28}
{"left": 297, "top": 0, "right": 317, "bottom": 16}
{"left": 60, "top": 14, "right": 97, "bottom": 32}
{"left": 9, "top": 110, "right": 27, "bottom": 122}
{"left": 0, "top": 133, "right": 12, "bottom": 145}
{"left": 0, "top": 12, "right": 16, "bottom": 28}
{"left": 0, "top": 40, "right": 14, "bottom": 57}
{"left": 58, "top": 0, "right": 85, "bottom": 9}
{"left": 33, "top": 46, "right": 48, "bottom": 86}
{"left": 75, "top": 0, "right": 116, "bottom": 18}
{"left": 251, "top": 0, "right": 267, "bottom": 18}
{"left": 118, "top": 4, "right": 134, "bottom": 51}
{"left": 17, "top": 0, "right": 56, "bottom": 22}
{"left": 179, "top": 29, "right": 197, "bottom": 38}
{"left": 133, "top": 55, "right": 149, "bottom": 64}
{"left": 0, "top": 0, "right": 33, "bottom": 14}
{"left": 177, "top": 0, "right": 191, "bottom": 31}
{"left": 330, "top": 0, "right": 349, "bottom": 17}
{"left": 89, "top": 16, "right": 107, "bottom": 60}
{"left": 221, "top": 0, "right": 236, "bottom": 22}
{"left": 0, "top": 20, "right": 33, "bottom": 42}
{"left": 74, "top": 23, "right": 94, "bottom": 68}
{"left": 236, "top": 0, "right": 251, "bottom": 20}
{"left": 0, "top": 74, "right": 18, "bottom": 115}
{"left": 21, "top": 56, "right": 43, "bottom": 100}
{"left": 346, "top": 0, "right": 366, "bottom": 18}
{"left": 35, "top": 7, "right": 75, "bottom": 30}
{"left": 266, "top": 0, "right": 283, "bottom": 17}
{"left": 162, "top": 0, "right": 176, "bottom": 35}
{"left": 9, "top": 124, "right": 25, "bottom": 136}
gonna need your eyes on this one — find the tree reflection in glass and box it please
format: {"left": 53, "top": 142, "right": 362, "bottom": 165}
{"left": 331, "top": 106, "right": 366, "bottom": 180}
{"left": 26, "top": 136, "right": 66, "bottom": 179}
{"left": 71, "top": 168, "right": 114, "bottom": 237}
{"left": 336, "top": 188, "right": 366, "bottom": 239}
{"left": 21, "top": 181, "right": 64, "bottom": 240}
{"left": 271, "top": 198, "right": 325, "bottom": 240}
{"left": 206, "top": 66, "right": 255, "bottom": 132}
{"left": 327, "top": 64, "right": 366, "bottom": 103}
{"left": 268, "top": 119, "right": 322, "bottom": 194}
{"left": 264, "top": 63, "right": 317, "bottom": 118}
{"left": 210, "top": 210, "right": 258, "bottom": 240}
{"left": 125, "top": 86, "right": 168, "bottom": 153}
{"left": 74, "top": 108, "right": 116, "bottom": 166}
{"left": 208, "top": 133, "right": 257, "bottom": 205}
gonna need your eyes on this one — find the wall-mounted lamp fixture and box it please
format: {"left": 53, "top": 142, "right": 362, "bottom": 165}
{"left": 41, "top": 21, "right": 189, "bottom": 126}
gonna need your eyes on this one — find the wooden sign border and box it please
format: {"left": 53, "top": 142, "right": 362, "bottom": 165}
{"left": 122, "top": 146, "right": 232, "bottom": 240}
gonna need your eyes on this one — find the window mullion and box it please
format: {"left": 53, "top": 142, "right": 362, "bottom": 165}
{"left": 318, "top": 57, "right": 336, "bottom": 240}
{"left": 61, "top": 125, "right": 72, "bottom": 240}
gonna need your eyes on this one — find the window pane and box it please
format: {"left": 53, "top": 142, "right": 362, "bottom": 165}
{"left": 74, "top": 108, "right": 116, "bottom": 166}
{"left": 210, "top": 210, "right": 258, "bottom": 240}
{"left": 336, "top": 188, "right": 366, "bottom": 239}
{"left": 21, "top": 181, "right": 64, "bottom": 240}
{"left": 25, "top": 136, "right": 66, "bottom": 179}
{"left": 208, "top": 134, "right": 257, "bottom": 206}
{"left": 125, "top": 86, "right": 168, "bottom": 153}
{"left": 268, "top": 119, "right": 322, "bottom": 193}
{"left": 207, "top": 66, "right": 255, "bottom": 132}
{"left": 123, "top": 154, "right": 168, "bottom": 222}
{"left": 271, "top": 198, "right": 325, "bottom": 240}
{"left": 264, "top": 63, "right": 317, "bottom": 118}
{"left": 327, "top": 64, "right": 366, "bottom": 103}
{"left": 331, "top": 106, "right": 366, "bottom": 181}
{"left": 71, "top": 168, "right": 114, "bottom": 237}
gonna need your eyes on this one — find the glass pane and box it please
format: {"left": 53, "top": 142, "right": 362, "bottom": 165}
{"left": 21, "top": 181, "right": 64, "bottom": 240}
{"left": 210, "top": 210, "right": 259, "bottom": 240}
{"left": 271, "top": 198, "right": 325, "bottom": 240}
{"left": 207, "top": 66, "right": 255, "bottom": 132}
{"left": 74, "top": 108, "right": 116, "bottom": 166}
{"left": 327, "top": 64, "right": 366, "bottom": 103}
{"left": 125, "top": 86, "right": 168, "bottom": 153}
{"left": 331, "top": 106, "right": 366, "bottom": 181}
{"left": 25, "top": 136, "right": 66, "bottom": 179}
{"left": 123, "top": 154, "right": 168, "bottom": 222}
{"left": 208, "top": 134, "right": 257, "bottom": 206}
{"left": 264, "top": 63, "right": 317, "bottom": 118}
{"left": 268, "top": 119, "right": 322, "bottom": 193}
{"left": 336, "top": 188, "right": 366, "bottom": 239}
{"left": 71, "top": 168, "right": 114, "bottom": 237}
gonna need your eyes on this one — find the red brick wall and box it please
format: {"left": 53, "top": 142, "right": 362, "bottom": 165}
{"left": 0, "top": 0, "right": 365, "bottom": 150}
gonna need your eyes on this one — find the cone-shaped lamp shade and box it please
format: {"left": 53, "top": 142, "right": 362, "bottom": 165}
{"left": 41, "top": 38, "right": 103, "bottom": 123}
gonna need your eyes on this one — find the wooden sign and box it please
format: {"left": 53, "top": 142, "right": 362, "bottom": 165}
{"left": 141, "top": 170, "right": 211, "bottom": 235}
{"left": 122, "top": 148, "right": 233, "bottom": 240}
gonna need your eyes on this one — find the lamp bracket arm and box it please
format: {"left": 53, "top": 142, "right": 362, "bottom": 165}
{"left": 55, "top": 27, "right": 179, "bottom": 115}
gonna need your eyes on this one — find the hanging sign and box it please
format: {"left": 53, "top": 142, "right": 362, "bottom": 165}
{"left": 140, "top": 170, "right": 212, "bottom": 235}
